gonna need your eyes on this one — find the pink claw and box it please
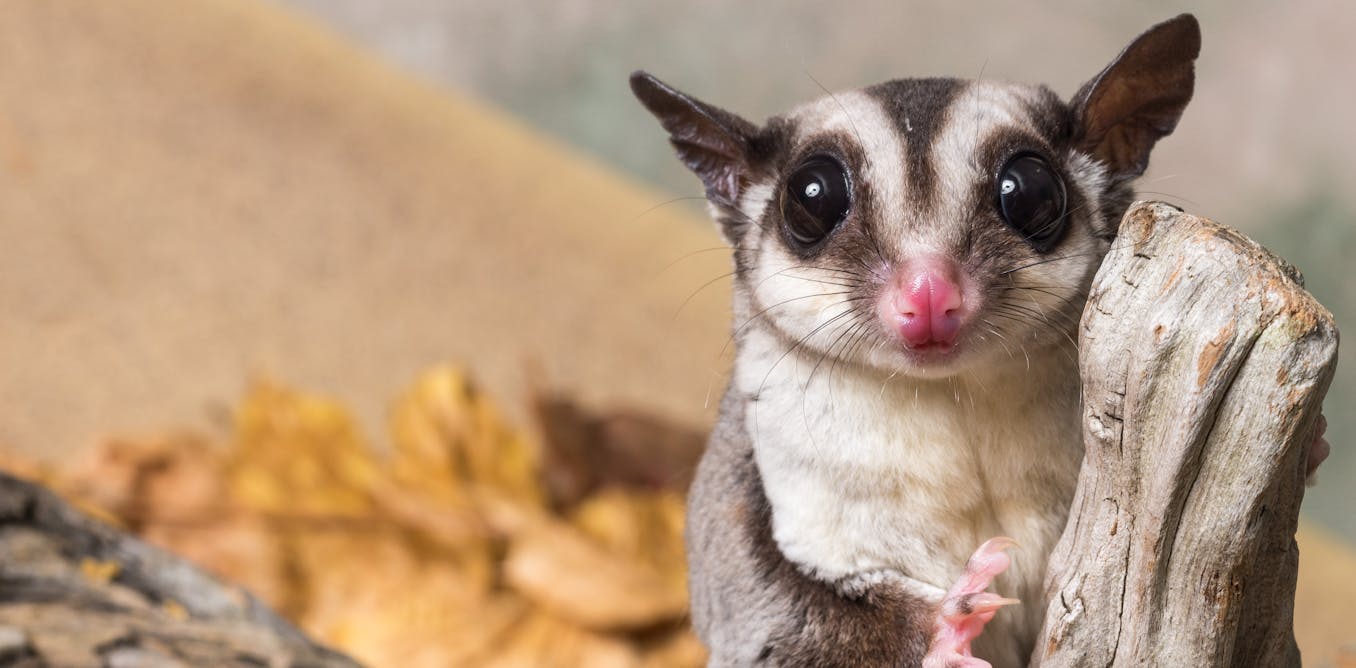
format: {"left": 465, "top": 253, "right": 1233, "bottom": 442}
{"left": 922, "top": 537, "right": 1020, "bottom": 668}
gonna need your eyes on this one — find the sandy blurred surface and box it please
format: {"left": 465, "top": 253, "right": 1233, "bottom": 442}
{"left": 0, "top": 0, "right": 732, "bottom": 459}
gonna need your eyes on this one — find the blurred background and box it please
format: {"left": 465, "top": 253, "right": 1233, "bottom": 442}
{"left": 0, "top": 0, "right": 1352, "bottom": 665}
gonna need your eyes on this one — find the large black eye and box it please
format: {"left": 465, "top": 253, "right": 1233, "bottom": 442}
{"left": 996, "top": 154, "right": 1067, "bottom": 251}
{"left": 783, "top": 155, "right": 851, "bottom": 248}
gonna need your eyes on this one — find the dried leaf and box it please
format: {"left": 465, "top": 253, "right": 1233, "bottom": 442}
{"left": 534, "top": 396, "right": 705, "bottom": 507}
{"left": 325, "top": 593, "right": 528, "bottom": 668}
{"left": 389, "top": 367, "right": 544, "bottom": 509}
{"left": 1, "top": 366, "right": 706, "bottom": 667}
{"left": 572, "top": 489, "right": 687, "bottom": 595}
{"left": 229, "top": 381, "right": 380, "bottom": 517}
{"left": 481, "top": 611, "right": 642, "bottom": 668}
{"left": 293, "top": 528, "right": 498, "bottom": 658}
{"left": 63, "top": 436, "right": 224, "bottom": 526}
{"left": 640, "top": 630, "right": 708, "bottom": 668}
{"left": 504, "top": 516, "right": 687, "bottom": 631}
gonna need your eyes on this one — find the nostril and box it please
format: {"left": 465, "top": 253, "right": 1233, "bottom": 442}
{"left": 881, "top": 256, "right": 970, "bottom": 348}
{"left": 933, "top": 284, "right": 963, "bottom": 317}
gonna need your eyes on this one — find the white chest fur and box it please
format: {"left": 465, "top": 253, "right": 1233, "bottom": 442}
{"left": 735, "top": 325, "right": 1082, "bottom": 635}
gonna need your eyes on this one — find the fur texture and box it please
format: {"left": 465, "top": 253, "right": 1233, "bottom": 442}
{"left": 631, "top": 13, "right": 1200, "bottom": 668}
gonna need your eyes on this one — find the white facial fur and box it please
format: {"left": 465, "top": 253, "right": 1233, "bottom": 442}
{"left": 728, "top": 81, "right": 1114, "bottom": 666}
{"left": 732, "top": 81, "right": 1111, "bottom": 378}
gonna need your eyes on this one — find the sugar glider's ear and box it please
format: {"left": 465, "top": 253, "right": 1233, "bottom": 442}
{"left": 630, "top": 71, "right": 758, "bottom": 209}
{"left": 1071, "top": 13, "right": 1200, "bottom": 181}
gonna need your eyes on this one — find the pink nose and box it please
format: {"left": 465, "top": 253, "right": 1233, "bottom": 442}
{"left": 890, "top": 259, "right": 965, "bottom": 347}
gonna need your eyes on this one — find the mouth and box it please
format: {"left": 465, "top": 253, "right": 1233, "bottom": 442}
{"left": 906, "top": 341, "right": 955, "bottom": 354}
{"left": 896, "top": 337, "right": 964, "bottom": 366}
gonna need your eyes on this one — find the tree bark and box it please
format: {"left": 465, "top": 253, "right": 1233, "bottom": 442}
{"left": 1032, "top": 202, "right": 1339, "bottom": 667}
{"left": 0, "top": 471, "right": 363, "bottom": 667}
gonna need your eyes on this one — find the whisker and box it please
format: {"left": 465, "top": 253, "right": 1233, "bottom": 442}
{"left": 628, "top": 195, "right": 709, "bottom": 225}
{"left": 1136, "top": 190, "right": 1199, "bottom": 207}
{"left": 980, "top": 318, "right": 1015, "bottom": 360}
{"left": 756, "top": 308, "right": 858, "bottom": 403}
{"left": 879, "top": 366, "right": 901, "bottom": 400}
{"left": 806, "top": 314, "right": 869, "bottom": 417}
{"left": 655, "top": 245, "right": 732, "bottom": 276}
{"left": 723, "top": 291, "right": 879, "bottom": 357}
{"left": 755, "top": 265, "right": 866, "bottom": 293}
{"left": 799, "top": 311, "right": 862, "bottom": 448}
{"left": 673, "top": 270, "right": 736, "bottom": 320}
{"left": 1001, "top": 240, "right": 1136, "bottom": 276}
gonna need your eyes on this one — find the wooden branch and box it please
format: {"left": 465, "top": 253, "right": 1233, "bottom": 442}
{"left": 1033, "top": 202, "right": 1339, "bottom": 666}
{"left": 0, "top": 471, "right": 363, "bottom": 667}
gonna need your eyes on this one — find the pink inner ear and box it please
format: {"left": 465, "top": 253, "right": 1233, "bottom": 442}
{"left": 1072, "top": 13, "right": 1200, "bottom": 179}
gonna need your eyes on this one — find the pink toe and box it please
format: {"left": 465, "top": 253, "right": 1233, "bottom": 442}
{"left": 967, "top": 537, "right": 1015, "bottom": 577}
{"left": 946, "top": 536, "right": 1017, "bottom": 598}
{"left": 1307, "top": 437, "right": 1330, "bottom": 476}
{"left": 1307, "top": 414, "right": 1330, "bottom": 479}
{"left": 940, "top": 592, "right": 1021, "bottom": 621}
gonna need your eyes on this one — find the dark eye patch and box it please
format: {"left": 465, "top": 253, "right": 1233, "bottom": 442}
{"left": 967, "top": 126, "right": 1081, "bottom": 255}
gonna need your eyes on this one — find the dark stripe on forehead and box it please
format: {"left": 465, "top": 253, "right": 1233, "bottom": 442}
{"left": 864, "top": 78, "right": 965, "bottom": 213}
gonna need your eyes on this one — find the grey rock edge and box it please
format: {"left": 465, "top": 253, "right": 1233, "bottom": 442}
{"left": 1032, "top": 201, "right": 1338, "bottom": 667}
{"left": 0, "top": 471, "right": 364, "bottom": 668}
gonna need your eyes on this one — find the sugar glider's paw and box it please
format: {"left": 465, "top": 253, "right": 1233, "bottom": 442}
{"left": 1306, "top": 413, "right": 1330, "bottom": 486}
{"left": 921, "top": 537, "right": 1019, "bottom": 668}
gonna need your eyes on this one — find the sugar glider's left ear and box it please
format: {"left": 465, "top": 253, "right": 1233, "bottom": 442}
{"left": 1072, "top": 13, "right": 1201, "bottom": 181}
{"left": 630, "top": 71, "right": 758, "bottom": 208}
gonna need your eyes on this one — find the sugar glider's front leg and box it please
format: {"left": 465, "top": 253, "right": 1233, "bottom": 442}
{"left": 839, "top": 537, "right": 1019, "bottom": 668}
{"left": 922, "top": 537, "right": 1019, "bottom": 668}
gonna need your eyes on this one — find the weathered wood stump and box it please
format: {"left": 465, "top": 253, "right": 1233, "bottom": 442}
{"left": 0, "top": 471, "right": 362, "bottom": 667}
{"left": 1033, "top": 202, "right": 1339, "bottom": 666}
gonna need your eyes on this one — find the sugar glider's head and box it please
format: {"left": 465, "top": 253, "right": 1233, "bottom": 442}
{"left": 632, "top": 15, "right": 1199, "bottom": 379}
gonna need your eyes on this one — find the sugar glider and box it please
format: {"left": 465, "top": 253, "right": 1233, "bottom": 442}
{"left": 632, "top": 14, "right": 1200, "bottom": 668}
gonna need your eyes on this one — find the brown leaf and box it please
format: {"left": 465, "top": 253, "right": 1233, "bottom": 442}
{"left": 572, "top": 489, "right": 687, "bottom": 595}
{"left": 12, "top": 367, "right": 708, "bottom": 667}
{"left": 390, "top": 367, "right": 545, "bottom": 509}
{"left": 228, "top": 381, "right": 381, "bottom": 518}
{"left": 481, "top": 611, "right": 642, "bottom": 668}
{"left": 63, "top": 435, "right": 225, "bottom": 527}
{"left": 533, "top": 395, "right": 705, "bottom": 507}
{"left": 504, "top": 516, "right": 687, "bottom": 632}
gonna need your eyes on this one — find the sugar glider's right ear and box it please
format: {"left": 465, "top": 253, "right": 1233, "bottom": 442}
{"left": 1071, "top": 14, "right": 1200, "bottom": 182}
{"left": 630, "top": 71, "right": 759, "bottom": 210}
